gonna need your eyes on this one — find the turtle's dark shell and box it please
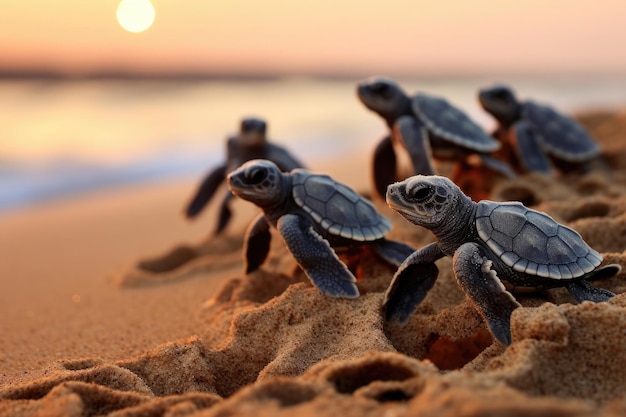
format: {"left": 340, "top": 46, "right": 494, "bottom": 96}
{"left": 523, "top": 101, "right": 600, "bottom": 162}
{"left": 292, "top": 170, "right": 391, "bottom": 242}
{"left": 475, "top": 201, "right": 602, "bottom": 279}
{"left": 413, "top": 93, "right": 500, "bottom": 153}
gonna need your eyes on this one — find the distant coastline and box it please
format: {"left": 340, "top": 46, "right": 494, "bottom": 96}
{"left": 3, "top": 68, "right": 626, "bottom": 82}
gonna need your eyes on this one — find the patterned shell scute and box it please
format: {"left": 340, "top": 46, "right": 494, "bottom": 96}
{"left": 291, "top": 171, "right": 391, "bottom": 242}
{"left": 475, "top": 200, "right": 602, "bottom": 279}
{"left": 412, "top": 93, "right": 500, "bottom": 153}
{"left": 523, "top": 101, "right": 600, "bottom": 161}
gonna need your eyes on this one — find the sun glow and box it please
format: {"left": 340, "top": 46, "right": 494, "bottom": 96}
{"left": 116, "top": 0, "right": 155, "bottom": 33}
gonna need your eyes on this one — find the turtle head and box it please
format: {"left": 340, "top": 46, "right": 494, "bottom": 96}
{"left": 386, "top": 175, "right": 467, "bottom": 230}
{"left": 357, "top": 77, "right": 411, "bottom": 126}
{"left": 478, "top": 85, "right": 520, "bottom": 127}
{"left": 227, "top": 159, "right": 285, "bottom": 208}
{"left": 238, "top": 117, "right": 267, "bottom": 147}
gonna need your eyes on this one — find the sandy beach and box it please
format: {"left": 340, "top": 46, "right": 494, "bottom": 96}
{"left": 1, "top": 112, "right": 626, "bottom": 416}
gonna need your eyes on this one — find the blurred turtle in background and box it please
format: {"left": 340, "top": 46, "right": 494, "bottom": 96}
{"left": 479, "top": 84, "right": 602, "bottom": 174}
{"left": 357, "top": 77, "right": 514, "bottom": 200}
{"left": 184, "top": 117, "right": 304, "bottom": 236}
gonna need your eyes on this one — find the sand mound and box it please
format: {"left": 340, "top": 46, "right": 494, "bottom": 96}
{"left": 2, "top": 111, "right": 626, "bottom": 416}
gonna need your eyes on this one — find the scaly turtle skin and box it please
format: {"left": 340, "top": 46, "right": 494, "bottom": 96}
{"left": 227, "top": 159, "right": 415, "bottom": 298}
{"left": 357, "top": 77, "right": 514, "bottom": 199}
{"left": 184, "top": 117, "right": 304, "bottom": 235}
{"left": 384, "top": 175, "right": 620, "bottom": 345}
{"left": 478, "top": 85, "right": 601, "bottom": 174}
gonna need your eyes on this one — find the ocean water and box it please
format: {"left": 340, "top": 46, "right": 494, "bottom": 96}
{"left": 2, "top": 75, "right": 626, "bottom": 212}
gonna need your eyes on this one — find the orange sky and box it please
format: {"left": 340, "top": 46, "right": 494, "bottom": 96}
{"left": 2, "top": 0, "right": 626, "bottom": 76}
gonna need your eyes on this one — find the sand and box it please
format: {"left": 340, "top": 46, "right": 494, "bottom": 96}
{"left": 1, "top": 112, "right": 626, "bottom": 416}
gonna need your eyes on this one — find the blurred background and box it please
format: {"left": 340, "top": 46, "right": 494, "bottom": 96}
{"left": 2, "top": 0, "right": 626, "bottom": 212}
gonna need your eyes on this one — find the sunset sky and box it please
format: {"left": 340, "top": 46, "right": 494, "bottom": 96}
{"left": 2, "top": 0, "right": 626, "bottom": 76}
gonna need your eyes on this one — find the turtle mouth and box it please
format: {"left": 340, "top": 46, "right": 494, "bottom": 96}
{"left": 227, "top": 173, "right": 253, "bottom": 197}
{"left": 386, "top": 185, "right": 434, "bottom": 220}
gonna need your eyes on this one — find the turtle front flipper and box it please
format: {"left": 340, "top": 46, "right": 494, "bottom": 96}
{"left": 372, "top": 238, "right": 415, "bottom": 267}
{"left": 185, "top": 163, "right": 228, "bottom": 218}
{"left": 453, "top": 242, "right": 521, "bottom": 345}
{"left": 393, "top": 116, "right": 435, "bottom": 177}
{"left": 372, "top": 134, "right": 398, "bottom": 199}
{"left": 244, "top": 213, "right": 272, "bottom": 274}
{"left": 278, "top": 213, "right": 359, "bottom": 298}
{"left": 214, "top": 190, "right": 235, "bottom": 236}
{"left": 511, "top": 120, "right": 552, "bottom": 174}
{"left": 383, "top": 242, "right": 444, "bottom": 323}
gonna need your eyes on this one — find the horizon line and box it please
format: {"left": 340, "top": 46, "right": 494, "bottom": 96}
{"left": 2, "top": 67, "right": 626, "bottom": 82}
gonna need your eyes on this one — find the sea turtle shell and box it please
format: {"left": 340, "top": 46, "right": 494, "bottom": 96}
{"left": 522, "top": 101, "right": 600, "bottom": 162}
{"left": 475, "top": 200, "right": 602, "bottom": 279}
{"left": 291, "top": 170, "right": 391, "bottom": 242}
{"left": 412, "top": 93, "right": 500, "bottom": 153}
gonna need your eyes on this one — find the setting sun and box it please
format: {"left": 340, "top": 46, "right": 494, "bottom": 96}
{"left": 116, "top": 0, "right": 155, "bottom": 33}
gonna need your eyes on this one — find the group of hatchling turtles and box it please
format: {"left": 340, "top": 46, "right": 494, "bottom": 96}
{"left": 183, "top": 78, "right": 619, "bottom": 346}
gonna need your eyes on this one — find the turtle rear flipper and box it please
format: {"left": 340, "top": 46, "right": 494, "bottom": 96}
{"left": 372, "top": 238, "right": 415, "bottom": 267}
{"left": 478, "top": 153, "right": 517, "bottom": 179}
{"left": 566, "top": 279, "right": 615, "bottom": 303}
{"left": 566, "top": 263, "right": 620, "bottom": 302}
{"left": 244, "top": 213, "right": 272, "bottom": 274}
{"left": 511, "top": 121, "right": 552, "bottom": 174}
{"left": 185, "top": 163, "right": 227, "bottom": 218}
{"left": 453, "top": 242, "right": 521, "bottom": 346}
{"left": 372, "top": 135, "right": 398, "bottom": 199}
{"left": 278, "top": 214, "right": 359, "bottom": 298}
{"left": 383, "top": 242, "right": 444, "bottom": 323}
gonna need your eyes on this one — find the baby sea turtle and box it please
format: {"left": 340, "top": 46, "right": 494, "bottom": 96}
{"left": 479, "top": 85, "right": 601, "bottom": 174}
{"left": 357, "top": 77, "right": 514, "bottom": 199}
{"left": 227, "top": 159, "right": 415, "bottom": 298}
{"left": 384, "top": 175, "right": 619, "bottom": 345}
{"left": 184, "top": 117, "right": 304, "bottom": 235}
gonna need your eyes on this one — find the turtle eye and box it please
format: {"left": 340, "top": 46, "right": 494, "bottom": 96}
{"left": 408, "top": 186, "right": 434, "bottom": 203}
{"left": 245, "top": 166, "right": 267, "bottom": 184}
